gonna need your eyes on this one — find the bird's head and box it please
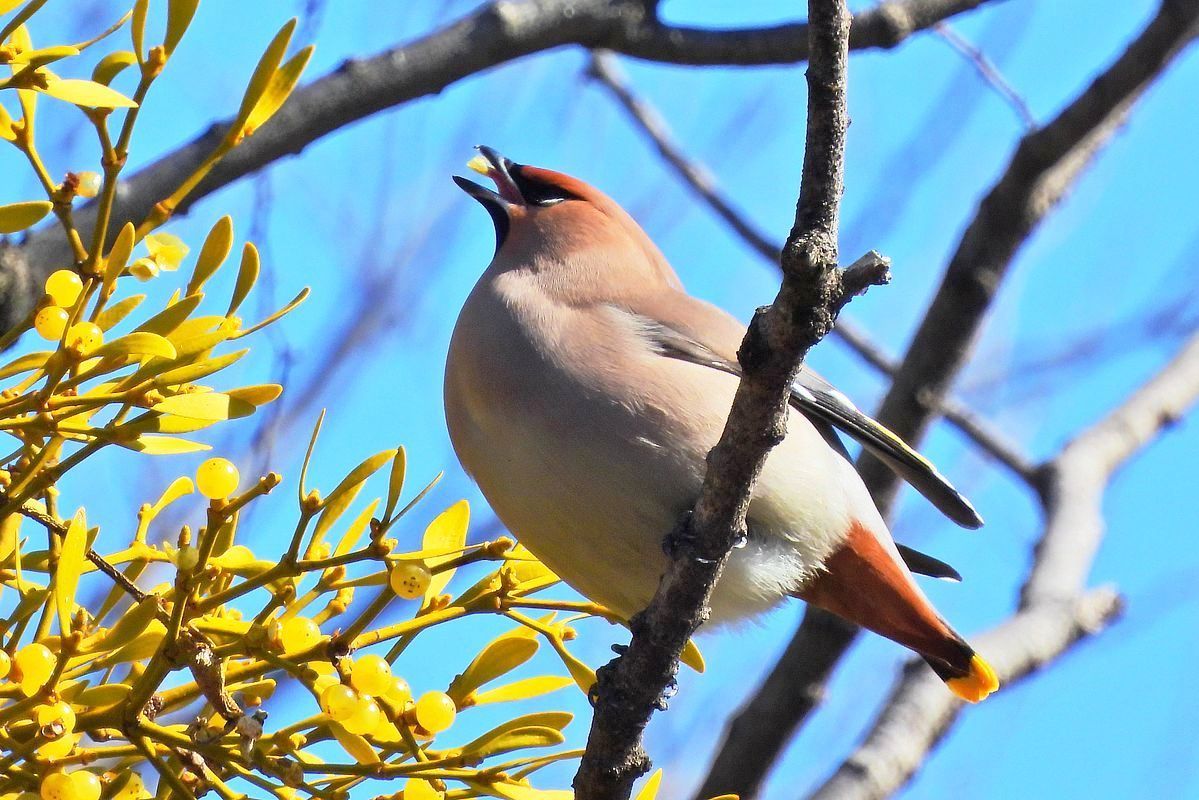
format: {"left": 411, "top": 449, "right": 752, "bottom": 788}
{"left": 453, "top": 147, "right": 680, "bottom": 292}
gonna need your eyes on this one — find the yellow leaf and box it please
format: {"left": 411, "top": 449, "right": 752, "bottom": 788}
{"left": 382, "top": 445, "right": 406, "bottom": 521}
{"left": 423, "top": 499, "right": 469, "bottom": 600}
{"left": 634, "top": 770, "right": 663, "bottom": 800}
{"left": 81, "top": 597, "right": 158, "bottom": 654}
{"left": 164, "top": 0, "right": 199, "bottom": 55}
{"left": 53, "top": 509, "right": 87, "bottom": 635}
{"left": 243, "top": 45, "right": 313, "bottom": 136}
{"left": 130, "top": 0, "right": 147, "bottom": 61}
{"left": 333, "top": 498, "right": 378, "bottom": 558}
{"left": 151, "top": 476, "right": 194, "bottom": 515}
{"left": 0, "top": 350, "right": 49, "bottom": 379}
{"left": 73, "top": 682, "right": 131, "bottom": 709}
{"left": 187, "top": 215, "right": 232, "bottom": 295}
{"left": 96, "top": 294, "right": 146, "bottom": 331}
{"left": 330, "top": 723, "right": 379, "bottom": 764}
{"left": 310, "top": 449, "right": 395, "bottom": 552}
{"left": 133, "top": 294, "right": 202, "bottom": 337}
{"left": 0, "top": 103, "right": 15, "bottom": 141}
{"left": 462, "top": 726, "right": 564, "bottom": 761}
{"left": 106, "top": 620, "right": 166, "bottom": 663}
{"left": 548, "top": 636, "right": 596, "bottom": 696}
{"left": 92, "top": 50, "right": 137, "bottom": 85}
{"left": 38, "top": 77, "right": 137, "bottom": 108}
{"left": 0, "top": 200, "right": 51, "bottom": 234}
{"left": 154, "top": 392, "right": 254, "bottom": 421}
{"left": 466, "top": 779, "right": 574, "bottom": 800}
{"left": 150, "top": 349, "right": 248, "bottom": 387}
{"left": 681, "top": 638, "right": 706, "bottom": 673}
{"left": 448, "top": 633, "right": 539, "bottom": 704}
{"left": 104, "top": 222, "right": 135, "bottom": 291}
{"left": 231, "top": 19, "right": 296, "bottom": 136}
{"left": 225, "top": 384, "right": 281, "bottom": 406}
{"left": 8, "top": 44, "right": 77, "bottom": 68}
{"left": 0, "top": 0, "right": 27, "bottom": 13}
{"left": 227, "top": 241, "right": 259, "bottom": 315}
{"left": 232, "top": 286, "right": 308, "bottom": 338}
{"left": 91, "top": 331, "right": 177, "bottom": 361}
{"left": 471, "top": 676, "right": 574, "bottom": 706}
{"left": 121, "top": 435, "right": 210, "bottom": 455}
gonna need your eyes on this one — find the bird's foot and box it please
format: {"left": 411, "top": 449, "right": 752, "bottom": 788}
{"left": 662, "top": 511, "right": 695, "bottom": 557}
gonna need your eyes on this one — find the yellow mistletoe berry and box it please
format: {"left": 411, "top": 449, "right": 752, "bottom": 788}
{"left": 39, "top": 771, "right": 97, "bottom": 800}
{"left": 414, "top": 691, "right": 456, "bottom": 734}
{"left": 341, "top": 696, "right": 383, "bottom": 736}
{"left": 44, "top": 270, "right": 82, "bottom": 307}
{"left": 196, "top": 458, "right": 239, "bottom": 500}
{"left": 385, "top": 675, "right": 412, "bottom": 706}
{"left": 34, "top": 306, "right": 70, "bottom": 341}
{"left": 39, "top": 772, "right": 72, "bottom": 800}
{"left": 320, "top": 684, "right": 358, "bottom": 722}
{"left": 35, "top": 700, "right": 76, "bottom": 732}
{"left": 279, "top": 617, "right": 321, "bottom": 653}
{"left": 15, "top": 642, "right": 55, "bottom": 696}
{"left": 143, "top": 232, "right": 188, "bottom": 271}
{"left": 71, "top": 772, "right": 102, "bottom": 800}
{"left": 389, "top": 561, "right": 432, "bottom": 600}
{"left": 66, "top": 322, "right": 103, "bottom": 355}
{"left": 350, "top": 654, "right": 393, "bottom": 697}
{"left": 0, "top": 648, "right": 11, "bottom": 679}
{"left": 74, "top": 171, "right": 101, "bottom": 199}
{"left": 35, "top": 731, "right": 78, "bottom": 760}
{"left": 403, "top": 780, "right": 442, "bottom": 800}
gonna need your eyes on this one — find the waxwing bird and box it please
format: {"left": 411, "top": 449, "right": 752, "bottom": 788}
{"left": 445, "top": 147, "right": 998, "bottom": 703}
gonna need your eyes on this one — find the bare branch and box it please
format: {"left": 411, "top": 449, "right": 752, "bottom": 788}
{"left": 808, "top": 589, "right": 1123, "bottom": 800}
{"left": 695, "top": 3, "right": 1199, "bottom": 797}
{"left": 573, "top": 2, "right": 864, "bottom": 796}
{"left": 585, "top": 49, "right": 1036, "bottom": 482}
{"left": 808, "top": 329, "right": 1199, "bottom": 800}
{"left": 5, "top": 0, "right": 1000, "bottom": 331}
{"left": 933, "top": 22, "right": 1035, "bottom": 129}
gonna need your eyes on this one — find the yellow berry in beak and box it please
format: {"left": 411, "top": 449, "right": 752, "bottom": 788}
{"left": 466, "top": 155, "right": 491, "bottom": 176}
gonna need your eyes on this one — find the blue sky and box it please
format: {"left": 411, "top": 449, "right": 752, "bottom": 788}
{"left": 4, "top": 1, "right": 1199, "bottom": 798}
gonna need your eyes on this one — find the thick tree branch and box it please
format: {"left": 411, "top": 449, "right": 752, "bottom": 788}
{"left": 808, "top": 330, "right": 1199, "bottom": 800}
{"left": 585, "top": 49, "right": 1036, "bottom": 482}
{"left": 5, "top": 0, "right": 998, "bottom": 332}
{"left": 573, "top": 2, "right": 867, "bottom": 797}
{"left": 695, "top": 3, "right": 1199, "bottom": 797}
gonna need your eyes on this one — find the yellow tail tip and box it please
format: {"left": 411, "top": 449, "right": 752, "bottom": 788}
{"left": 946, "top": 653, "right": 999, "bottom": 703}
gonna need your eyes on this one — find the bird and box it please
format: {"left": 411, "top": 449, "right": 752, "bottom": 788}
{"left": 445, "top": 146, "right": 998, "bottom": 703}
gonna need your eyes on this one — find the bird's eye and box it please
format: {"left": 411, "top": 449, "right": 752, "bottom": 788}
{"left": 511, "top": 171, "right": 577, "bottom": 206}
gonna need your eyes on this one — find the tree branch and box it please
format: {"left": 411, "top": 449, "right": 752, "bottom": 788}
{"left": 694, "top": 3, "right": 1199, "bottom": 797}
{"left": 808, "top": 329, "right": 1199, "bottom": 800}
{"left": 573, "top": 2, "right": 866, "bottom": 797}
{"left": 5, "top": 0, "right": 999, "bottom": 332}
{"left": 585, "top": 49, "right": 1036, "bottom": 482}
{"left": 808, "top": 588, "right": 1124, "bottom": 800}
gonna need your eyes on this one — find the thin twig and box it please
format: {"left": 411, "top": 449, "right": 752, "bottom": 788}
{"left": 933, "top": 22, "right": 1036, "bottom": 129}
{"left": 584, "top": 49, "right": 1036, "bottom": 482}
{"left": 6, "top": 0, "right": 1002, "bottom": 333}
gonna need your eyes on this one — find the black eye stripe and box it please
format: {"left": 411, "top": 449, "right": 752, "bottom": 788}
{"left": 511, "top": 169, "right": 578, "bottom": 206}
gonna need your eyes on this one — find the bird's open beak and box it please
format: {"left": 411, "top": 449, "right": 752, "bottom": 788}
{"left": 453, "top": 145, "right": 524, "bottom": 209}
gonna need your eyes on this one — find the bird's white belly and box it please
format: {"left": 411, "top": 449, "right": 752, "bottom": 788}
{"left": 449, "top": 359, "right": 852, "bottom": 624}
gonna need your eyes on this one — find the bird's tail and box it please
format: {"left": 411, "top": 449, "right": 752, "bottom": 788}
{"left": 920, "top": 633, "right": 999, "bottom": 704}
{"left": 794, "top": 521, "right": 999, "bottom": 703}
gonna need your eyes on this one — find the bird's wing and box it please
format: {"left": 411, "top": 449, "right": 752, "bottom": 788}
{"left": 614, "top": 291, "right": 983, "bottom": 531}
